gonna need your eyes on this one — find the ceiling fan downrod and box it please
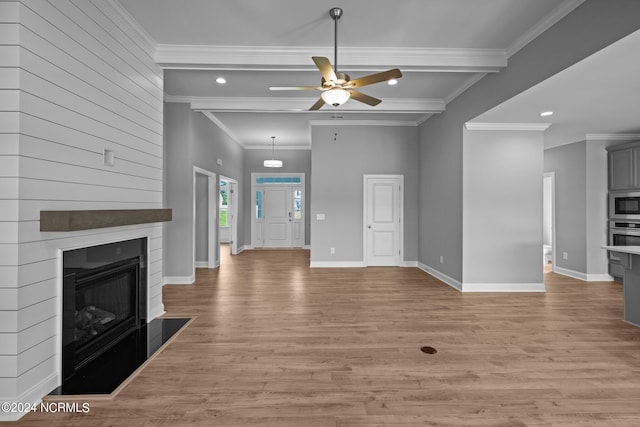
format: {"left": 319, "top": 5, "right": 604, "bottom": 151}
{"left": 329, "top": 7, "right": 342, "bottom": 72}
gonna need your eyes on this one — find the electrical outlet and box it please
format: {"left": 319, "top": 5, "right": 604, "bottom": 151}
{"left": 330, "top": 247, "right": 335, "bottom": 254}
{"left": 439, "top": 255, "right": 444, "bottom": 264}
{"left": 563, "top": 252, "right": 568, "bottom": 260}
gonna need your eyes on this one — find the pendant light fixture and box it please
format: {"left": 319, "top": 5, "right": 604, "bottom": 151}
{"left": 264, "top": 136, "right": 283, "bottom": 168}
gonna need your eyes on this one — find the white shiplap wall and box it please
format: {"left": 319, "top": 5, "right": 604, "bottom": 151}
{"left": 0, "top": 0, "right": 164, "bottom": 415}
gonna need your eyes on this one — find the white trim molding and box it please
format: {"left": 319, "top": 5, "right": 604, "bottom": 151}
{"left": 155, "top": 45, "right": 506, "bottom": 72}
{"left": 461, "top": 282, "right": 546, "bottom": 292}
{"left": 465, "top": 122, "right": 551, "bottom": 131}
{"left": 0, "top": 374, "right": 59, "bottom": 421}
{"left": 164, "top": 275, "right": 196, "bottom": 285}
{"left": 418, "top": 263, "right": 463, "bottom": 292}
{"left": 586, "top": 133, "right": 640, "bottom": 141}
{"left": 310, "top": 261, "right": 367, "bottom": 268}
{"left": 554, "top": 266, "right": 613, "bottom": 282}
{"left": 309, "top": 119, "right": 420, "bottom": 128}
{"left": 506, "top": 0, "right": 586, "bottom": 57}
{"left": 201, "top": 112, "right": 244, "bottom": 147}
{"left": 191, "top": 97, "right": 445, "bottom": 114}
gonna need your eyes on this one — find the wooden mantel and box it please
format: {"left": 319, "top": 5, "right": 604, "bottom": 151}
{"left": 40, "top": 209, "right": 172, "bottom": 231}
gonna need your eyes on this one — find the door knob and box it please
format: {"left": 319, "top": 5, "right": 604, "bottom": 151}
{"left": 368, "top": 225, "right": 372, "bottom": 229}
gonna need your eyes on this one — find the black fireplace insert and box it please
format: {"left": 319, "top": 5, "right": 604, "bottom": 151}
{"left": 62, "top": 238, "right": 147, "bottom": 385}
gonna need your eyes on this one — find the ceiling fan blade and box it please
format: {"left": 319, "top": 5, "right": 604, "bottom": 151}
{"left": 346, "top": 69, "right": 402, "bottom": 88}
{"left": 269, "top": 86, "right": 321, "bottom": 91}
{"left": 349, "top": 90, "right": 382, "bottom": 106}
{"left": 309, "top": 97, "right": 326, "bottom": 111}
{"left": 312, "top": 56, "right": 337, "bottom": 82}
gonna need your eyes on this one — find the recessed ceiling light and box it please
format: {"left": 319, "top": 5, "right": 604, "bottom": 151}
{"left": 215, "top": 77, "right": 227, "bottom": 84}
{"left": 540, "top": 111, "right": 553, "bottom": 117}
{"left": 387, "top": 79, "right": 398, "bottom": 86}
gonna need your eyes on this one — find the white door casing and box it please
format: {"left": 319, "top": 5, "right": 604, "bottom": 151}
{"left": 364, "top": 175, "right": 403, "bottom": 266}
{"left": 251, "top": 173, "right": 305, "bottom": 248}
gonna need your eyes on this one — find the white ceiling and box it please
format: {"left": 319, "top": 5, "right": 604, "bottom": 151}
{"left": 115, "top": 0, "right": 638, "bottom": 149}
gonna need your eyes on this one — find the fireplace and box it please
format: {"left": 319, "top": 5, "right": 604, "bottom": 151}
{"left": 62, "top": 238, "right": 147, "bottom": 386}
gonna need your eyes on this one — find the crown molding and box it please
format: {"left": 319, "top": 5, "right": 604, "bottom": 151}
{"left": 190, "top": 97, "right": 445, "bottom": 113}
{"left": 309, "top": 120, "right": 419, "bottom": 127}
{"left": 586, "top": 133, "right": 640, "bottom": 141}
{"left": 506, "top": 0, "right": 586, "bottom": 58}
{"left": 155, "top": 45, "right": 506, "bottom": 72}
{"left": 244, "top": 145, "right": 312, "bottom": 150}
{"left": 164, "top": 94, "right": 192, "bottom": 103}
{"left": 201, "top": 112, "right": 244, "bottom": 147}
{"left": 444, "top": 72, "right": 488, "bottom": 104}
{"left": 110, "top": 0, "right": 157, "bottom": 54}
{"left": 465, "top": 122, "right": 551, "bottom": 131}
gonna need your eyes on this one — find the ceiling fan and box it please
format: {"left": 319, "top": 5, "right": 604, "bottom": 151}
{"left": 269, "top": 7, "right": 402, "bottom": 110}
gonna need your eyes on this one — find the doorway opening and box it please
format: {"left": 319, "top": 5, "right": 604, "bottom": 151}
{"left": 543, "top": 172, "right": 556, "bottom": 273}
{"left": 219, "top": 175, "right": 239, "bottom": 262}
{"left": 193, "top": 167, "right": 217, "bottom": 273}
{"left": 251, "top": 173, "right": 305, "bottom": 248}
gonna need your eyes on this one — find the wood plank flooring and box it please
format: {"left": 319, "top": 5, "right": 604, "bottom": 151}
{"left": 14, "top": 247, "right": 640, "bottom": 426}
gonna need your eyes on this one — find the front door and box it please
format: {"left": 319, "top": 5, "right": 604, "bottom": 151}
{"left": 265, "top": 186, "right": 292, "bottom": 247}
{"left": 364, "top": 175, "right": 402, "bottom": 266}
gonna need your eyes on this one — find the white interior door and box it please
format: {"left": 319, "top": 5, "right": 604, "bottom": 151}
{"left": 365, "top": 176, "right": 402, "bottom": 266}
{"left": 265, "top": 186, "right": 292, "bottom": 247}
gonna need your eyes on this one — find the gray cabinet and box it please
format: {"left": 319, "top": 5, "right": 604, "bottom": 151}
{"left": 608, "top": 142, "right": 640, "bottom": 191}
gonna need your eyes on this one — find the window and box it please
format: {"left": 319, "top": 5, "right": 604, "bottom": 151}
{"left": 255, "top": 176, "right": 301, "bottom": 184}
{"left": 219, "top": 181, "right": 228, "bottom": 227}
{"left": 256, "top": 191, "right": 262, "bottom": 219}
{"left": 293, "top": 190, "right": 302, "bottom": 219}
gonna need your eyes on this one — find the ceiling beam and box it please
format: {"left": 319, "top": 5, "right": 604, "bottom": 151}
{"left": 156, "top": 45, "right": 506, "bottom": 73}
{"left": 189, "top": 97, "right": 445, "bottom": 114}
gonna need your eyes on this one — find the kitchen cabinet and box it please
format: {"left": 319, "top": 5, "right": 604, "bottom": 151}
{"left": 608, "top": 141, "right": 640, "bottom": 191}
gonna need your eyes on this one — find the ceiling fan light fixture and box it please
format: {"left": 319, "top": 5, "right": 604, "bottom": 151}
{"left": 321, "top": 88, "right": 350, "bottom": 106}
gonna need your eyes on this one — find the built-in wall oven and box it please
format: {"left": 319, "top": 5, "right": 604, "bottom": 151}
{"left": 609, "top": 191, "right": 640, "bottom": 220}
{"left": 608, "top": 220, "right": 640, "bottom": 281}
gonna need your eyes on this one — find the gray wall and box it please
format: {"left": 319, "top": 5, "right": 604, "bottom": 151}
{"left": 463, "top": 129, "right": 544, "bottom": 284}
{"left": 243, "top": 148, "right": 312, "bottom": 247}
{"left": 310, "top": 124, "right": 419, "bottom": 263}
{"left": 418, "top": 0, "right": 640, "bottom": 283}
{"left": 164, "top": 103, "right": 244, "bottom": 278}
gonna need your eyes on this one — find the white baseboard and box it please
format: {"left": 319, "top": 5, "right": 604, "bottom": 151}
{"left": 417, "top": 263, "right": 544, "bottom": 292}
{"left": 401, "top": 261, "right": 418, "bottom": 267}
{"left": 194, "top": 261, "right": 208, "bottom": 268}
{"left": 164, "top": 275, "right": 195, "bottom": 285}
{"left": 303, "top": 245, "right": 311, "bottom": 250}
{"left": 0, "top": 373, "right": 58, "bottom": 421}
{"left": 310, "top": 261, "right": 366, "bottom": 268}
{"left": 554, "top": 266, "right": 613, "bottom": 282}
{"left": 149, "top": 305, "right": 166, "bottom": 321}
{"left": 586, "top": 273, "right": 614, "bottom": 282}
{"left": 236, "top": 245, "right": 247, "bottom": 254}
{"left": 461, "top": 282, "right": 546, "bottom": 292}
{"left": 417, "top": 263, "right": 463, "bottom": 291}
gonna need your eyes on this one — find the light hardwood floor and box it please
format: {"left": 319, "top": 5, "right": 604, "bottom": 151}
{"left": 15, "top": 247, "right": 640, "bottom": 426}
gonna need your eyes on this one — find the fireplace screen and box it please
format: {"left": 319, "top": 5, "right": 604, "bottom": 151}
{"left": 75, "top": 261, "right": 137, "bottom": 348}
